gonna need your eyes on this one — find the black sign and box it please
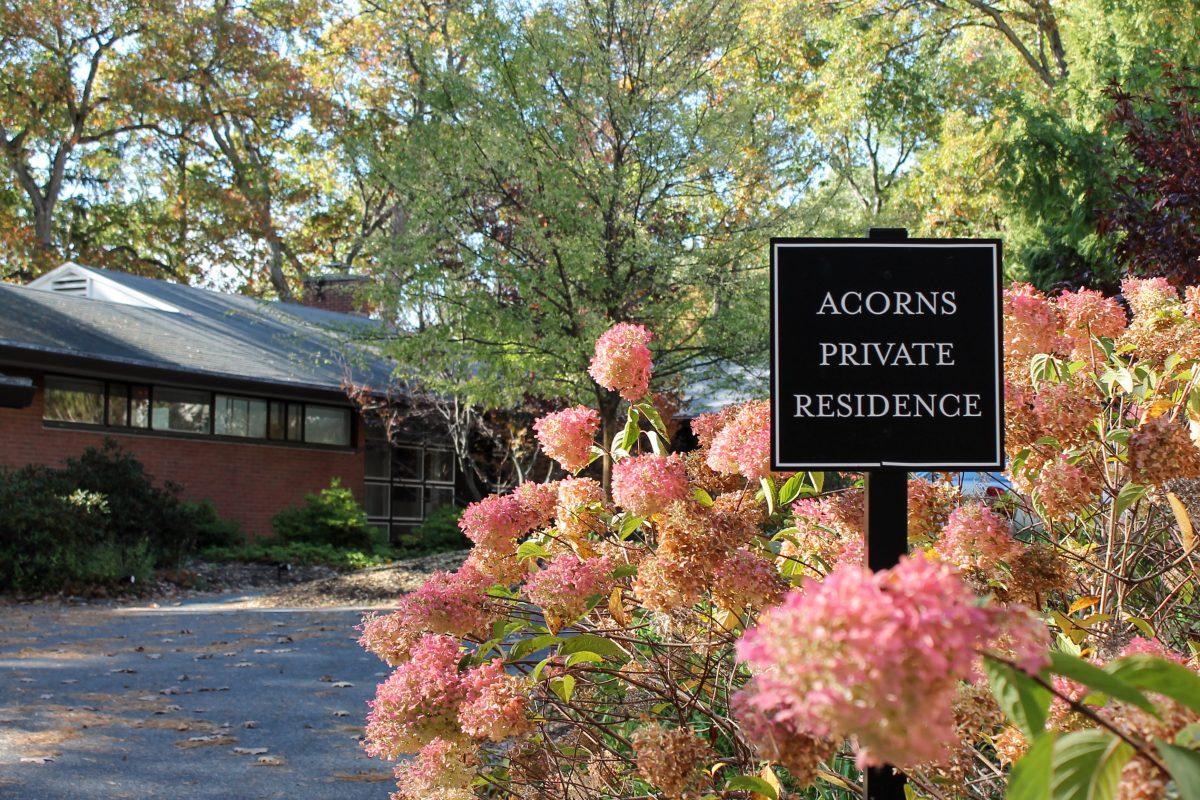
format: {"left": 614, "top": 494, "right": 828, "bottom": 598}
{"left": 770, "top": 238, "right": 1004, "bottom": 470}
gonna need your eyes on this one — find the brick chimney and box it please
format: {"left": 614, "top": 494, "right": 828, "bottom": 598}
{"left": 300, "top": 270, "right": 371, "bottom": 315}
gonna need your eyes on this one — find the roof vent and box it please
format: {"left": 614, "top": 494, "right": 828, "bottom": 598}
{"left": 27, "top": 263, "right": 180, "bottom": 312}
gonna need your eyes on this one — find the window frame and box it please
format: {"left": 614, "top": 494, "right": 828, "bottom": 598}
{"left": 40, "top": 374, "right": 356, "bottom": 451}
{"left": 362, "top": 428, "right": 458, "bottom": 539}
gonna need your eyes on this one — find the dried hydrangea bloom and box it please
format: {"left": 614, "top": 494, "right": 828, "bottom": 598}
{"left": 555, "top": 477, "right": 608, "bottom": 545}
{"left": 1032, "top": 379, "right": 1101, "bottom": 449}
{"left": 611, "top": 453, "right": 687, "bottom": 517}
{"left": 1003, "top": 379, "right": 1041, "bottom": 456}
{"left": 364, "top": 634, "right": 467, "bottom": 758}
{"left": 631, "top": 552, "right": 694, "bottom": 613}
{"left": 359, "top": 562, "right": 498, "bottom": 666}
{"left": 936, "top": 503, "right": 1021, "bottom": 574}
{"left": 706, "top": 399, "right": 771, "bottom": 481}
{"left": 917, "top": 681, "right": 1006, "bottom": 786}
{"left": 737, "top": 554, "right": 1038, "bottom": 769}
{"left": 588, "top": 322, "right": 653, "bottom": 401}
{"left": 457, "top": 659, "right": 530, "bottom": 741}
{"left": 683, "top": 450, "right": 744, "bottom": 495}
{"left": 1120, "top": 278, "right": 1200, "bottom": 364}
{"left": 1057, "top": 287, "right": 1127, "bottom": 354}
{"left": 907, "top": 477, "right": 960, "bottom": 543}
{"left": 712, "top": 548, "right": 787, "bottom": 611}
{"left": 1033, "top": 456, "right": 1099, "bottom": 519}
{"left": 630, "top": 723, "right": 712, "bottom": 800}
{"left": 534, "top": 405, "right": 601, "bottom": 474}
{"left": 731, "top": 692, "right": 835, "bottom": 786}
{"left": 392, "top": 738, "right": 478, "bottom": 800}
{"left": 710, "top": 487, "right": 769, "bottom": 529}
{"left": 1129, "top": 415, "right": 1200, "bottom": 485}
{"left": 464, "top": 547, "right": 528, "bottom": 586}
{"left": 524, "top": 553, "right": 614, "bottom": 629}
{"left": 993, "top": 545, "right": 1073, "bottom": 608}
{"left": 1004, "top": 283, "right": 1062, "bottom": 365}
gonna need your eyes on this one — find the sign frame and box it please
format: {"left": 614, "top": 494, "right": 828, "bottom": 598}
{"left": 769, "top": 236, "right": 1005, "bottom": 472}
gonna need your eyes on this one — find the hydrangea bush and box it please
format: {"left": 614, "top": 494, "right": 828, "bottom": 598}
{"left": 358, "top": 280, "right": 1200, "bottom": 800}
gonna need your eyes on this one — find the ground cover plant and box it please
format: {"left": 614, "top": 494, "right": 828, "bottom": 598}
{"left": 358, "top": 300, "right": 1200, "bottom": 799}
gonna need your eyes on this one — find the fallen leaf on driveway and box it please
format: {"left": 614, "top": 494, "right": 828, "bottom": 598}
{"left": 331, "top": 682, "right": 354, "bottom": 688}
{"left": 20, "top": 756, "right": 54, "bottom": 764}
{"left": 176, "top": 734, "right": 237, "bottom": 749}
{"left": 232, "top": 747, "right": 269, "bottom": 755}
{"left": 255, "top": 755, "right": 285, "bottom": 766}
{"left": 332, "top": 771, "right": 392, "bottom": 782}
{"left": 331, "top": 710, "right": 349, "bottom": 717}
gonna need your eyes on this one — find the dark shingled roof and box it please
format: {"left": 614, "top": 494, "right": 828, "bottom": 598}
{"left": 0, "top": 267, "right": 396, "bottom": 397}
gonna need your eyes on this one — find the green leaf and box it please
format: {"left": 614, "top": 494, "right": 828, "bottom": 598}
{"left": 612, "top": 563, "right": 638, "bottom": 579}
{"left": 1107, "top": 655, "right": 1200, "bottom": 715}
{"left": 1051, "top": 731, "right": 1132, "bottom": 800}
{"left": 760, "top": 476, "right": 776, "bottom": 516}
{"left": 724, "top": 775, "right": 778, "bottom": 800}
{"left": 551, "top": 674, "right": 575, "bottom": 702}
{"left": 1156, "top": 741, "right": 1200, "bottom": 800}
{"left": 1007, "top": 731, "right": 1056, "bottom": 800}
{"left": 618, "top": 514, "right": 644, "bottom": 539}
{"left": 986, "top": 658, "right": 1052, "bottom": 738}
{"left": 809, "top": 471, "right": 825, "bottom": 493}
{"left": 635, "top": 401, "right": 667, "bottom": 437}
{"left": 646, "top": 429, "right": 666, "bottom": 455}
{"left": 565, "top": 651, "right": 605, "bottom": 667}
{"left": 558, "top": 634, "right": 628, "bottom": 662}
{"left": 693, "top": 487, "right": 714, "bottom": 507}
{"left": 1048, "top": 651, "right": 1157, "bottom": 714}
{"left": 619, "top": 409, "right": 641, "bottom": 453}
{"left": 778, "top": 474, "right": 803, "bottom": 505}
{"left": 1115, "top": 483, "right": 1147, "bottom": 516}
{"left": 509, "top": 634, "right": 561, "bottom": 662}
{"left": 516, "top": 540, "right": 551, "bottom": 562}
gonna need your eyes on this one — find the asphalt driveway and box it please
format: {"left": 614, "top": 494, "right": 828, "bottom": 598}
{"left": 0, "top": 596, "right": 397, "bottom": 799}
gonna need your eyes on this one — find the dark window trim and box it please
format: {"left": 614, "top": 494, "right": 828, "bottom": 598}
{"left": 42, "top": 373, "right": 357, "bottom": 452}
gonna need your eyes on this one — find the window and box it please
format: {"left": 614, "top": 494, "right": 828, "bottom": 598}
{"left": 44, "top": 376, "right": 104, "bottom": 424}
{"left": 107, "top": 382, "right": 130, "bottom": 426}
{"left": 42, "top": 375, "right": 350, "bottom": 450}
{"left": 152, "top": 386, "right": 211, "bottom": 434}
{"left": 215, "top": 395, "right": 268, "bottom": 438}
{"left": 363, "top": 426, "right": 458, "bottom": 542}
{"left": 304, "top": 404, "right": 350, "bottom": 446}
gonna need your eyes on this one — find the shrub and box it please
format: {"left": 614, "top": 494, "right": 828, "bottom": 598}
{"left": 0, "top": 441, "right": 238, "bottom": 593}
{"left": 199, "top": 541, "right": 392, "bottom": 570}
{"left": 393, "top": 505, "right": 467, "bottom": 554}
{"left": 357, "top": 315, "right": 1200, "bottom": 800}
{"left": 271, "top": 479, "right": 373, "bottom": 551}
{"left": 183, "top": 500, "right": 244, "bottom": 549}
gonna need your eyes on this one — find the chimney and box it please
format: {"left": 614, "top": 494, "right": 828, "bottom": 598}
{"left": 300, "top": 268, "right": 371, "bottom": 315}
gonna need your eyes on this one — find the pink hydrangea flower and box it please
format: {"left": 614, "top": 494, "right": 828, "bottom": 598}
{"left": 392, "top": 738, "right": 478, "bottom": 800}
{"left": 555, "top": 477, "right": 607, "bottom": 542}
{"left": 706, "top": 400, "right": 771, "bottom": 481}
{"left": 364, "top": 634, "right": 466, "bottom": 758}
{"left": 458, "top": 659, "right": 530, "bottom": 741}
{"left": 534, "top": 406, "right": 601, "bottom": 473}
{"left": 524, "top": 553, "right": 614, "bottom": 624}
{"left": 1122, "top": 276, "right": 1178, "bottom": 317}
{"left": 691, "top": 407, "right": 734, "bottom": 449}
{"left": 611, "top": 453, "right": 688, "bottom": 517}
{"left": 1057, "top": 288, "right": 1127, "bottom": 352}
{"left": 1033, "top": 456, "right": 1098, "bottom": 519}
{"left": 458, "top": 492, "right": 544, "bottom": 551}
{"left": 712, "top": 548, "right": 786, "bottom": 610}
{"left": 589, "top": 323, "right": 654, "bottom": 401}
{"left": 514, "top": 480, "right": 559, "bottom": 529}
{"left": 736, "top": 554, "right": 1032, "bottom": 769}
{"left": 1119, "top": 636, "right": 1187, "bottom": 664}
{"left": 936, "top": 503, "right": 1021, "bottom": 572}
{"left": 1004, "top": 283, "right": 1062, "bottom": 363}
{"left": 359, "top": 562, "right": 497, "bottom": 666}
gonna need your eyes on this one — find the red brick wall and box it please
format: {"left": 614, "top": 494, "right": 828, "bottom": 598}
{"left": 0, "top": 374, "right": 365, "bottom": 538}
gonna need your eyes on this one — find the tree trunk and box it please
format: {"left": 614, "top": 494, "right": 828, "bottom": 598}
{"left": 267, "top": 238, "right": 293, "bottom": 301}
{"left": 598, "top": 388, "right": 621, "bottom": 498}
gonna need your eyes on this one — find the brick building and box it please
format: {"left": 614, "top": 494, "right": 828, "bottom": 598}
{"left": 0, "top": 263, "right": 456, "bottom": 540}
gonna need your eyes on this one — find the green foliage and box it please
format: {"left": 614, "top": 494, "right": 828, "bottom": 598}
{"left": 198, "top": 541, "right": 395, "bottom": 571}
{"left": 989, "top": 651, "right": 1200, "bottom": 800}
{"left": 0, "top": 441, "right": 232, "bottom": 592}
{"left": 183, "top": 500, "right": 245, "bottom": 549}
{"left": 393, "top": 505, "right": 467, "bottom": 554}
{"left": 270, "top": 479, "right": 374, "bottom": 551}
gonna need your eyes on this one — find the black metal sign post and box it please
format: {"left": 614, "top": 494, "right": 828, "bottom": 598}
{"left": 769, "top": 227, "right": 1004, "bottom": 800}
